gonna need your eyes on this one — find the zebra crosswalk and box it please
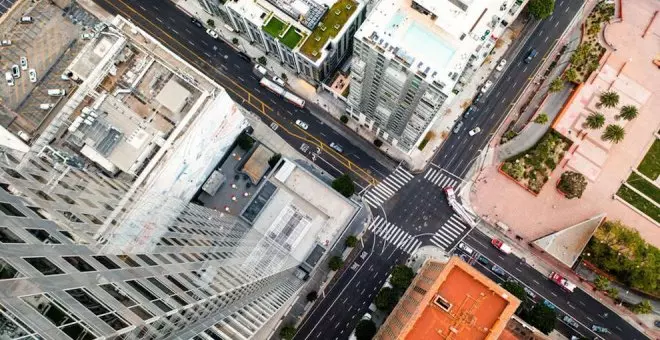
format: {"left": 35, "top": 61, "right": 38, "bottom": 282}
{"left": 367, "top": 216, "right": 421, "bottom": 255}
{"left": 423, "top": 168, "right": 459, "bottom": 189}
{"left": 363, "top": 166, "right": 414, "bottom": 209}
{"left": 430, "top": 215, "right": 470, "bottom": 250}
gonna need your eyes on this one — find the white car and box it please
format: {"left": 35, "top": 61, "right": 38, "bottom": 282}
{"left": 206, "top": 29, "right": 219, "bottom": 39}
{"left": 254, "top": 64, "right": 267, "bottom": 76}
{"left": 5, "top": 72, "right": 14, "bottom": 86}
{"left": 480, "top": 80, "right": 493, "bottom": 93}
{"left": 468, "top": 127, "right": 481, "bottom": 136}
{"left": 28, "top": 69, "right": 37, "bottom": 83}
{"left": 20, "top": 57, "right": 28, "bottom": 70}
{"left": 458, "top": 242, "right": 474, "bottom": 255}
{"left": 0, "top": 40, "right": 11, "bottom": 46}
{"left": 81, "top": 32, "right": 94, "bottom": 40}
{"left": 329, "top": 142, "right": 343, "bottom": 153}
{"left": 495, "top": 58, "right": 507, "bottom": 71}
{"left": 295, "top": 119, "right": 308, "bottom": 130}
{"left": 272, "top": 76, "right": 285, "bottom": 86}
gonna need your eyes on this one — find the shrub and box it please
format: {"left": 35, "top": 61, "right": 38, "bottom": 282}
{"left": 345, "top": 235, "right": 358, "bottom": 248}
{"left": 601, "top": 124, "right": 625, "bottom": 144}
{"left": 237, "top": 133, "right": 255, "bottom": 150}
{"left": 534, "top": 113, "right": 549, "bottom": 124}
{"left": 557, "top": 171, "right": 588, "bottom": 199}
{"left": 281, "top": 73, "right": 288, "bottom": 81}
{"left": 631, "top": 300, "right": 652, "bottom": 314}
{"left": 549, "top": 78, "right": 564, "bottom": 92}
{"left": 306, "top": 291, "right": 318, "bottom": 302}
{"left": 279, "top": 325, "right": 296, "bottom": 340}
{"left": 340, "top": 115, "right": 349, "bottom": 124}
{"left": 206, "top": 19, "right": 215, "bottom": 27}
{"left": 594, "top": 275, "right": 610, "bottom": 290}
{"left": 390, "top": 265, "right": 415, "bottom": 291}
{"left": 332, "top": 174, "right": 355, "bottom": 197}
{"left": 268, "top": 153, "right": 282, "bottom": 168}
{"left": 257, "top": 56, "right": 267, "bottom": 65}
{"left": 527, "top": 0, "right": 555, "bottom": 19}
{"left": 328, "top": 256, "right": 343, "bottom": 271}
{"left": 355, "top": 320, "right": 377, "bottom": 340}
{"left": 374, "top": 139, "right": 383, "bottom": 147}
{"left": 231, "top": 37, "right": 238, "bottom": 44}
{"left": 375, "top": 287, "right": 399, "bottom": 312}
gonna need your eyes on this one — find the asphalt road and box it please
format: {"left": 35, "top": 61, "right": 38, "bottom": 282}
{"left": 92, "top": 0, "right": 394, "bottom": 190}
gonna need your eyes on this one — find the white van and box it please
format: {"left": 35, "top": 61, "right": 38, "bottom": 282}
{"left": 254, "top": 64, "right": 267, "bottom": 76}
{"left": 39, "top": 103, "right": 55, "bottom": 110}
{"left": 5, "top": 72, "right": 14, "bottom": 86}
{"left": 47, "top": 89, "right": 66, "bottom": 96}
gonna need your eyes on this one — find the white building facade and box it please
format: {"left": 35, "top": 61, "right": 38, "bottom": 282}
{"left": 347, "top": 0, "right": 526, "bottom": 152}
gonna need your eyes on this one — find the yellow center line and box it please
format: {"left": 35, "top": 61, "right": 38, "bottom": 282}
{"left": 107, "top": 0, "right": 378, "bottom": 186}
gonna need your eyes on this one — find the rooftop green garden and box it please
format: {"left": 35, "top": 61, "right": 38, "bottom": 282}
{"left": 263, "top": 15, "right": 286, "bottom": 38}
{"left": 280, "top": 27, "right": 304, "bottom": 49}
{"left": 300, "top": 0, "right": 358, "bottom": 61}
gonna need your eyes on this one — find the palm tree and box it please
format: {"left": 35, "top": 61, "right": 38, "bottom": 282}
{"left": 618, "top": 105, "right": 638, "bottom": 121}
{"left": 549, "top": 78, "right": 564, "bottom": 93}
{"left": 601, "top": 124, "right": 625, "bottom": 144}
{"left": 598, "top": 91, "right": 619, "bottom": 108}
{"left": 584, "top": 112, "right": 605, "bottom": 129}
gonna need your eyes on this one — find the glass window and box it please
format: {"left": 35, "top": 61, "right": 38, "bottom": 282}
{"left": 180, "top": 253, "right": 195, "bottom": 262}
{"left": 168, "top": 254, "right": 184, "bottom": 263}
{"left": 117, "top": 255, "right": 141, "bottom": 268}
{"left": 62, "top": 256, "right": 96, "bottom": 272}
{"left": 152, "top": 253, "right": 171, "bottom": 265}
{"left": 125, "top": 280, "right": 158, "bottom": 301}
{"left": 0, "top": 227, "right": 24, "bottom": 243}
{"left": 21, "top": 293, "right": 98, "bottom": 340}
{"left": 26, "top": 228, "right": 62, "bottom": 244}
{"left": 26, "top": 206, "right": 48, "bottom": 219}
{"left": 146, "top": 277, "right": 174, "bottom": 295}
{"left": 0, "top": 259, "right": 22, "bottom": 280}
{"left": 24, "top": 257, "right": 64, "bottom": 275}
{"left": 93, "top": 255, "right": 120, "bottom": 269}
{"left": 100, "top": 284, "right": 136, "bottom": 308}
{"left": 59, "top": 230, "right": 75, "bottom": 241}
{"left": 66, "top": 288, "right": 110, "bottom": 315}
{"left": 165, "top": 275, "right": 190, "bottom": 292}
{"left": 136, "top": 254, "right": 157, "bottom": 266}
{"left": 0, "top": 303, "right": 39, "bottom": 338}
{"left": 0, "top": 202, "right": 25, "bottom": 217}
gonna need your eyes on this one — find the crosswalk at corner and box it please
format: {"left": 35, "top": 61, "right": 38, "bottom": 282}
{"left": 367, "top": 215, "right": 421, "bottom": 255}
{"left": 363, "top": 166, "right": 414, "bottom": 209}
{"left": 430, "top": 215, "right": 470, "bottom": 250}
{"left": 424, "top": 168, "right": 460, "bottom": 189}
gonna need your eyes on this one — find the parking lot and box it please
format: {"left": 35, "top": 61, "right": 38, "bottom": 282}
{"left": 0, "top": 0, "right": 98, "bottom": 134}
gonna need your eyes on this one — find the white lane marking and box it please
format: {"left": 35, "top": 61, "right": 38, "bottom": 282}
{"left": 139, "top": 5, "right": 146, "bottom": 11}
{"left": 532, "top": 280, "right": 540, "bottom": 285}
{"left": 188, "top": 40, "right": 195, "bottom": 46}
{"left": 522, "top": 66, "right": 528, "bottom": 73}
{"left": 544, "top": 36, "right": 549, "bottom": 43}
{"left": 555, "top": 21, "right": 560, "bottom": 28}
{"left": 237, "top": 76, "right": 245, "bottom": 82}
{"left": 172, "top": 29, "right": 179, "bottom": 34}
{"left": 201, "top": 40, "right": 208, "bottom": 46}
{"left": 156, "top": 17, "right": 163, "bottom": 23}
{"left": 185, "top": 28, "right": 192, "bottom": 34}
{"left": 204, "top": 52, "right": 211, "bottom": 57}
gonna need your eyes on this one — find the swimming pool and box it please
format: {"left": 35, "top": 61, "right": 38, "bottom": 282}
{"left": 401, "top": 22, "right": 455, "bottom": 70}
{"left": 387, "top": 11, "right": 405, "bottom": 32}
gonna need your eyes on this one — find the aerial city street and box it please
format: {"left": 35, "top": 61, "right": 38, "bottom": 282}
{"left": 0, "top": 0, "right": 658, "bottom": 339}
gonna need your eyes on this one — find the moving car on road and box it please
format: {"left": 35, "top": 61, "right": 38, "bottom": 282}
{"left": 468, "top": 127, "right": 481, "bottom": 136}
{"left": 329, "top": 142, "right": 343, "bottom": 153}
{"left": 463, "top": 105, "right": 477, "bottom": 118}
{"left": 491, "top": 238, "right": 512, "bottom": 254}
{"left": 272, "top": 75, "right": 285, "bottom": 86}
{"left": 548, "top": 271, "right": 576, "bottom": 292}
{"left": 295, "top": 120, "right": 308, "bottom": 130}
{"left": 524, "top": 49, "right": 538, "bottom": 64}
{"left": 496, "top": 58, "right": 507, "bottom": 71}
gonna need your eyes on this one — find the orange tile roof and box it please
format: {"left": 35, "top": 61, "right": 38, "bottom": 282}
{"left": 378, "top": 257, "right": 520, "bottom": 340}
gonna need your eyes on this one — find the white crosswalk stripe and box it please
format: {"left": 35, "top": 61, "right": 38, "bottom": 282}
{"left": 423, "top": 168, "right": 459, "bottom": 189}
{"left": 367, "top": 216, "right": 421, "bottom": 255}
{"left": 363, "top": 165, "right": 414, "bottom": 209}
{"left": 429, "top": 215, "right": 470, "bottom": 250}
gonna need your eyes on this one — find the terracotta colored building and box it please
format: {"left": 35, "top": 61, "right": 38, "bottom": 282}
{"left": 375, "top": 257, "right": 520, "bottom": 340}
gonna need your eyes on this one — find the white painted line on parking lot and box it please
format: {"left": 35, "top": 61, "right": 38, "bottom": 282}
{"left": 554, "top": 21, "right": 560, "bottom": 28}
{"left": 185, "top": 28, "right": 192, "bottom": 34}
{"left": 169, "top": 17, "right": 176, "bottom": 22}
{"left": 152, "top": 5, "right": 159, "bottom": 11}
{"left": 538, "top": 30, "right": 543, "bottom": 36}
{"left": 515, "top": 267, "right": 522, "bottom": 272}
{"left": 578, "top": 301, "right": 586, "bottom": 306}
{"left": 568, "top": 303, "right": 576, "bottom": 309}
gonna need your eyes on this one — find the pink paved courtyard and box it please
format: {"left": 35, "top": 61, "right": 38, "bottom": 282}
{"left": 471, "top": 0, "right": 660, "bottom": 247}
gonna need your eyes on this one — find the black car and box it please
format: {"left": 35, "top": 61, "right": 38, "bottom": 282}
{"left": 190, "top": 17, "right": 203, "bottom": 28}
{"left": 463, "top": 105, "right": 477, "bottom": 118}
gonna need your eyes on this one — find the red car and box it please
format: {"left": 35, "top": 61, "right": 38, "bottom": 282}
{"left": 549, "top": 272, "right": 576, "bottom": 292}
{"left": 491, "top": 239, "right": 512, "bottom": 254}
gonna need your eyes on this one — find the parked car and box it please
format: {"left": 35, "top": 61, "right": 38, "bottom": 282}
{"left": 480, "top": 80, "right": 493, "bottom": 93}
{"left": 591, "top": 325, "right": 610, "bottom": 334}
{"left": 463, "top": 105, "right": 477, "bottom": 118}
{"left": 496, "top": 58, "right": 507, "bottom": 71}
{"left": 28, "top": 69, "right": 37, "bottom": 83}
{"left": 468, "top": 127, "right": 481, "bottom": 136}
{"left": 548, "top": 272, "right": 577, "bottom": 292}
{"left": 524, "top": 287, "right": 537, "bottom": 300}
{"left": 11, "top": 65, "right": 20, "bottom": 78}
{"left": 20, "top": 57, "right": 28, "bottom": 70}
{"left": 254, "top": 65, "right": 267, "bottom": 76}
{"left": 19, "top": 16, "right": 33, "bottom": 24}
{"left": 459, "top": 254, "right": 470, "bottom": 262}
{"left": 5, "top": 72, "right": 14, "bottom": 86}
{"left": 477, "top": 255, "right": 490, "bottom": 266}
{"left": 452, "top": 120, "right": 464, "bottom": 134}
{"left": 458, "top": 242, "right": 474, "bottom": 255}
{"left": 329, "top": 142, "right": 343, "bottom": 153}
{"left": 542, "top": 299, "right": 556, "bottom": 310}
{"left": 272, "top": 75, "right": 285, "bottom": 86}
{"left": 190, "top": 17, "right": 203, "bottom": 28}
{"left": 491, "top": 265, "right": 506, "bottom": 276}
{"left": 563, "top": 315, "right": 579, "bottom": 329}
{"left": 295, "top": 119, "right": 309, "bottom": 130}
{"left": 0, "top": 40, "right": 11, "bottom": 46}
{"left": 206, "top": 29, "right": 219, "bottom": 39}
{"left": 81, "top": 32, "right": 94, "bottom": 40}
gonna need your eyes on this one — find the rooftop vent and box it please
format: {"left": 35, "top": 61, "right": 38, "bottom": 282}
{"left": 434, "top": 295, "right": 452, "bottom": 312}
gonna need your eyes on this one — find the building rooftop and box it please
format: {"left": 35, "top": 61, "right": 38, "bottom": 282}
{"left": 376, "top": 257, "right": 520, "bottom": 340}
{"left": 243, "top": 159, "right": 358, "bottom": 267}
{"left": 356, "top": 0, "right": 510, "bottom": 89}
{"left": 299, "top": 0, "right": 357, "bottom": 60}
{"left": 155, "top": 78, "right": 191, "bottom": 114}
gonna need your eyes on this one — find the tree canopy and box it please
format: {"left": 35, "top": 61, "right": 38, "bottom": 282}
{"left": 599, "top": 91, "right": 620, "bottom": 108}
{"left": 549, "top": 78, "right": 564, "bottom": 92}
{"left": 237, "top": 133, "right": 255, "bottom": 150}
{"left": 268, "top": 153, "right": 282, "bottom": 168}
{"left": 332, "top": 174, "right": 355, "bottom": 197}
{"left": 501, "top": 281, "right": 527, "bottom": 303}
{"left": 619, "top": 105, "right": 638, "bottom": 121}
{"left": 375, "top": 287, "right": 399, "bottom": 312}
{"left": 557, "top": 171, "right": 588, "bottom": 199}
{"left": 390, "top": 265, "right": 415, "bottom": 291}
{"left": 534, "top": 113, "right": 549, "bottom": 125}
{"left": 355, "top": 320, "right": 377, "bottom": 340}
{"left": 279, "top": 325, "right": 296, "bottom": 340}
{"left": 328, "top": 256, "right": 344, "bottom": 271}
{"left": 584, "top": 112, "right": 605, "bottom": 129}
{"left": 345, "top": 235, "right": 358, "bottom": 248}
{"left": 521, "top": 303, "right": 557, "bottom": 334}
{"left": 527, "top": 0, "right": 555, "bottom": 19}
{"left": 601, "top": 124, "right": 625, "bottom": 144}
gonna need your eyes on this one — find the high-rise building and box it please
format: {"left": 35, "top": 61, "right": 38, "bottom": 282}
{"left": 0, "top": 15, "right": 358, "bottom": 340}
{"left": 374, "top": 257, "right": 520, "bottom": 340}
{"left": 347, "top": 0, "right": 526, "bottom": 152}
{"left": 200, "top": 0, "right": 366, "bottom": 84}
